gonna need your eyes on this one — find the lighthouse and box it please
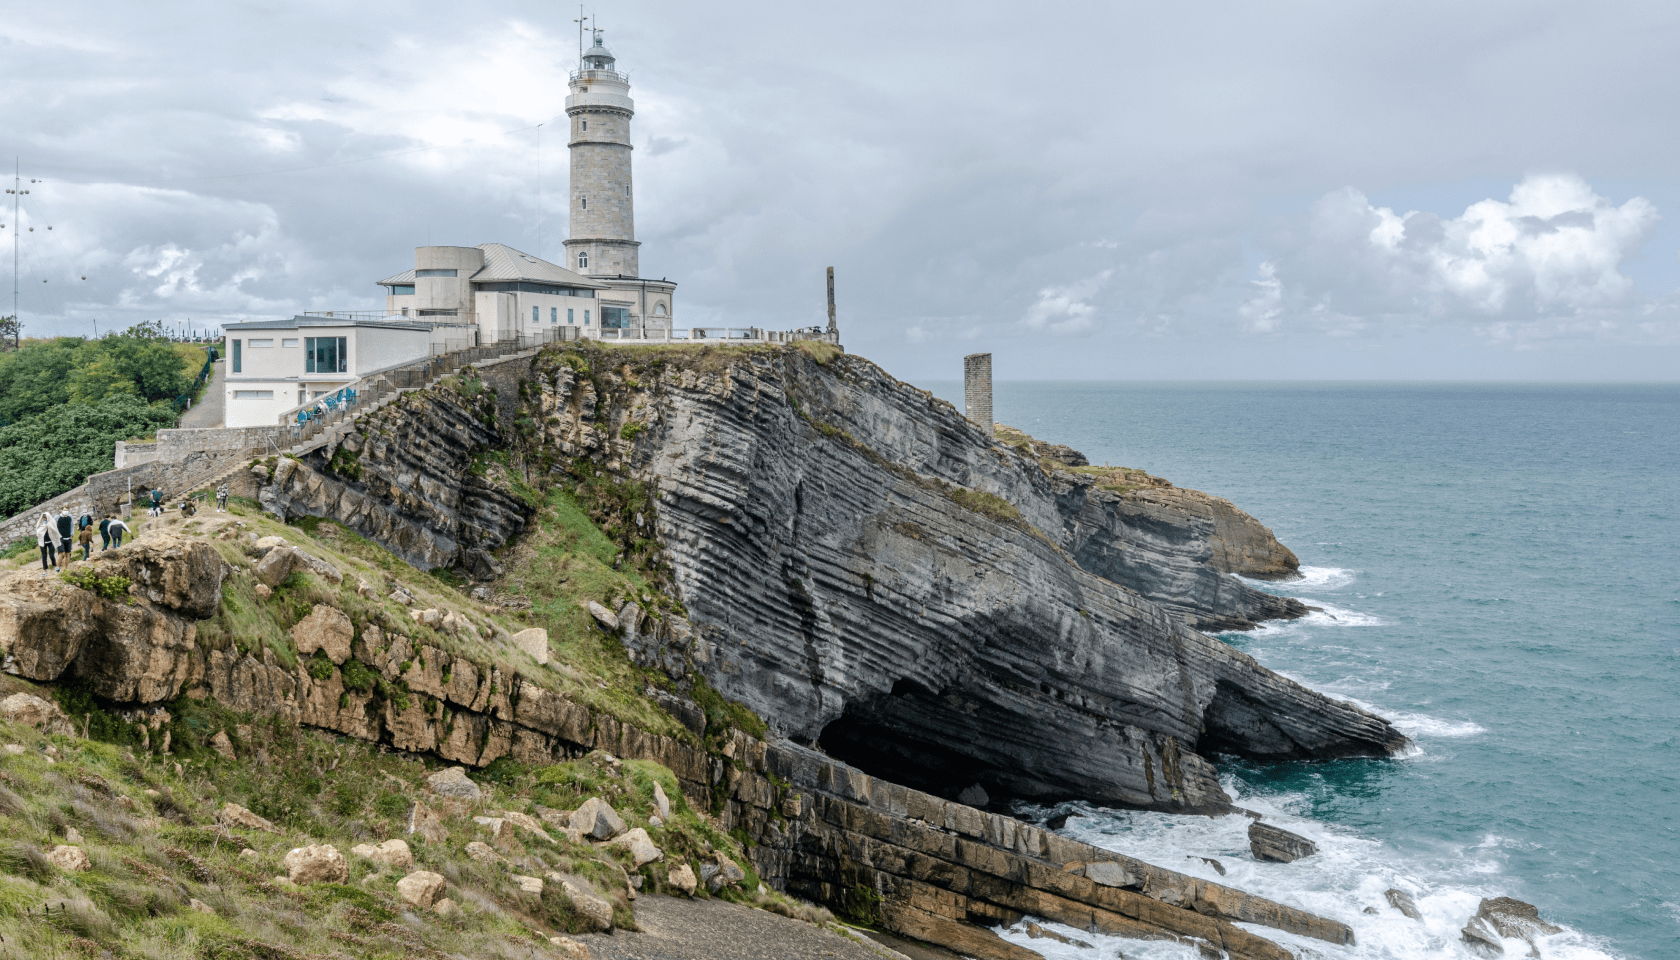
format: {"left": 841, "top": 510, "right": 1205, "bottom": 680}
{"left": 564, "top": 32, "right": 639, "bottom": 280}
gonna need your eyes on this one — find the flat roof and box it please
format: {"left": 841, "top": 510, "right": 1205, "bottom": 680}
{"left": 224, "top": 315, "right": 445, "bottom": 333}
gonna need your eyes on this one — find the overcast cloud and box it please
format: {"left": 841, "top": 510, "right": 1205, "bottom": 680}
{"left": 3, "top": 0, "right": 1678, "bottom": 380}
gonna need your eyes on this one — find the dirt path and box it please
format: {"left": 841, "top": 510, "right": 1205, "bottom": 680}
{"left": 572, "top": 895, "right": 928, "bottom": 960}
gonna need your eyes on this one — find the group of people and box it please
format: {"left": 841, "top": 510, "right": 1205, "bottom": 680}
{"left": 29, "top": 483, "right": 232, "bottom": 574}
{"left": 34, "top": 509, "right": 129, "bottom": 572}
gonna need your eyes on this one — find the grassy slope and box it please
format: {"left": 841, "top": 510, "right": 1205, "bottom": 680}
{"left": 0, "top": 484, "right": 830, "bottom": 959}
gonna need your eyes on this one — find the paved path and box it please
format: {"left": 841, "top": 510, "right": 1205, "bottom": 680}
{"left": 573, "top": 895, "right": 915, "bottom": 960}
{"left": 177, "top": 358, "right": 224, "bottom": 429}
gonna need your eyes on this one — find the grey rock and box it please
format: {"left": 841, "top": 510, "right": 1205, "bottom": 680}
{"left": 1249, "top": 821, "right": 1317, "bottom": 863}
{"left": 1476, "top": 896, "right": 1561, "bottom": 949}
{"left": 426, "top": 766, "right": 483, "bottom": 800}
{"left": 652, "top": 782, "right": 672, "bottom": 821}
{"left": 560, "top": 879, "right": 614, "bottom": 931}
{"left": 957, "top": 783, "right": 989, "bottom": 808}
{"left": 570, "top": 796, "right": 627, "bottom": 840}
{"left": 587, "top": 601, "right": 619, "bottom": 631}
{"left": 1462, "top": 913, "right": 1505, "bottom": 957}
{"left": 1386, "top": 887, "right": 1422, "bottom": 920}
{"left": 1085, "top": 861, "right": 1140, "bottom": 889}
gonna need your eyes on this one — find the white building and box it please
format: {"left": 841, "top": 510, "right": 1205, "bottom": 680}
{"left": 374, "top": 29, "right": 677, "bottom": 345}
{"left": 221, "top": 315, "right": 467, "bottom": 428}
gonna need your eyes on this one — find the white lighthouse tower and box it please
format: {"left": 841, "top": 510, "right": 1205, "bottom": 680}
{"left": 561, "top": 29, "right": 675, "bottom": 333}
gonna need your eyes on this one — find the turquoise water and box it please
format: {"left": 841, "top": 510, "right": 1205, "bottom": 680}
{"left": 925, "top": 381, "right": 1679, "bottom": 959}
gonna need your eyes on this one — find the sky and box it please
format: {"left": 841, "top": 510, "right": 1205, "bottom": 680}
{"left": 3, "top": 0, "right": 1679, "bottom": 382}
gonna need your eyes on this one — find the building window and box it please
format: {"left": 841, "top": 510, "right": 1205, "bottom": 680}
{"left": 249, "top": 338, "right": 273, "bottom": 348}
{"left": 624, "top": 183, "right": 631, "bottom": 197}
{"left": 388, "top": 284, "right": 415, "bottom": 295}
{"left": 304, "top": 336, "right": 348, "bottom": 374}
{"left": 653, "top": 302, "right": 667, "bottom": 316}
{"left": 577, "top": 251, "right": 588, "bottom": 269}
{"left": 282, "top": 338, "right": 299, "bottom": 348}
{"left": 550, "top": 307, "right": 557, "bottom": 323}
{"left": 533, "top": 305, "right": 540, "bottom": 324}
{"left": 415, "top": 269, "right": 456, "bottom": 278}
{"left": 602, "top": 307, "right": 631, "bottom": 329}
{"left": 581, "top": 120, "right": 588, "bottom": 131}
{"left": 233, "top": 390, "right": 274, "bottom": 399}
{"left": 580, "top": 197, "right": 587, "bottom": 209}
{"left": 568, "top": 309, "right": 574, "bottom": 324}
{"left": 231, "top": 339, "right": 241, "bottom": 373}
{"left": 584, "top": 310, "right": 590, "bottom": 325}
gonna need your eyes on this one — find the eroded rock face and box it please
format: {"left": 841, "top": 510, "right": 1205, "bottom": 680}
{"left": 519, "top": 348, "right": 1406, "bottom": 812}
{"left": 1249, "top": 821, "right": 1318, "bottom": 863}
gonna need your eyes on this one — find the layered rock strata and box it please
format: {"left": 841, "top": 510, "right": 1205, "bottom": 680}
{"left": 520, "top": 347, "right": 1405, "bottom": 811}
{"left": 245, "top": 345, "right": 1403, "bottom": 814}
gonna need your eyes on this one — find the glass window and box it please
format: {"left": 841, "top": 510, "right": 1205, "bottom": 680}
{"left": 602, "top": 307, "right": 631, "bottom": 328}
{"left": 568, "top": 309, "right": 574, "bottom": 324}
{"left": 389, "top": 284, "right": 415, "bottom": 295}
{"left": 578, "top": 251, "right": 588, "bottom": 269}
{"left": 580, "top": 197, "right": 588, "bottom": 209}
{"left": 551, "top": 307, "right": 557, "bottom": 323}
{"left": 282, "top": 338, "right": 299, "bottom": 348}
{"left": 533, "top": 305, "right": 539, "bottom": 324}
{"left": 581, "top": 120, "right": 588, "bottom": 131}
{"left": 584, "top": 310, "right": 590, "bottom": 325}
{"left": 233, "top": 390, "right": 274, "bottom": 399}
{"left": 414, "top": 269, "right": 457, "bottom": 278}
{"left": 654, "top": 302, "right": 667, "bottom": 316}
{"left": 231, "top": 339, "right": 241, "bottom": 373}
{"left": 304, "top": 336, "right": 348, "bottom": 374}
{"left": 249, "top": 338, "right": 273, "bottom": 348}
{"left": 624, "top": 183, "right": 631, "bottom": 197}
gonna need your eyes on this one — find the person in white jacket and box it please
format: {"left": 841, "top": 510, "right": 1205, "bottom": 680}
{"left": 35, "top": 513, "right": 56, "bottom": 572}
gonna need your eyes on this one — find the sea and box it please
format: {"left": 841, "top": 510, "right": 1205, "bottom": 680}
{"left": 922, "top": 381, "right": 1679, "bottom": 960}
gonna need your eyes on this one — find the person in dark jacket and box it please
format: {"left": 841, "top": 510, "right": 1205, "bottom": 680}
{"left": 55, "top": 510, "right": 73, "bottom": 569}
{"left": 98, "top": 515, "right": 111, "bottom": 551}
{"left": 107, "top": 516, "right": 130, "bottom": 548}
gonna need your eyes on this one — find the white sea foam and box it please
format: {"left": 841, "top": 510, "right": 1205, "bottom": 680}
{"left": 1289, "top": 565, "right": 1359, "bottom": 592}
{"left": 1387, "top": 711, "right": 1488, "bottom": 739}
{"left": 1008, "top": 786, "right": 1625, "bottom": 959}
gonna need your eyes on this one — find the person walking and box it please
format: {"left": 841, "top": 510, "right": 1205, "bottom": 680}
{"left": 149, "top": 488, "right": 163, "bottom": 517}
{"left": 55, "top": 509, "right": 73, "bottom": 570}
{"left": 98, "top": 514, "right": 111, "bottom": 551}
{"left": 107, "top": 516, "right": 130, "bottom": 548}
{"left": 35, "top": 514, "right": 55, "bottom": 573}
{"left": 76, "top": 523, "right": 93, "bottom": 561}
{"left": 216, "top": 483, "right": 229, "bottom": 512}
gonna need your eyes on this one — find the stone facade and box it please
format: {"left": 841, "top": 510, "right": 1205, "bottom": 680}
{"left": 965, "top": 352, "right": 994, "bottom": 437}
{"left": 563, "top": 36, "right": 639, "bottom": 280}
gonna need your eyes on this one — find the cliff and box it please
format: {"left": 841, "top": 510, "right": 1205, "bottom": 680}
{"left": 240, "top": 343, "right": 1403, "bottom": 815}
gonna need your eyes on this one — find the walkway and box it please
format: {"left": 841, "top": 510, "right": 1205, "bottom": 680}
{"left": 177, "top": 358, "right": 225, "bottom": 429}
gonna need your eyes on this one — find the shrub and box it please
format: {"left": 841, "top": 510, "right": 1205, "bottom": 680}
{"left": 60, "top": 569, "right": 133, "bottom": 602}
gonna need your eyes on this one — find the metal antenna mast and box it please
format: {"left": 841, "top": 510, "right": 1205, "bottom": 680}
{"left": 9, "top": 159, "right": 19, "bottom": 350}
{"left": 575, "top": 6, "right": 588, "bottom": 69}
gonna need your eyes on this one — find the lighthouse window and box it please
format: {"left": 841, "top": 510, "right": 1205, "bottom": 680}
{"left": 581, "top": 120, "right": 588, "bottom": 131}
{"left": 581, "top": 197, "right": 587, "bottom": 209}
{"left": 624, "top": 184, "right": 631, "bottom": 197}
{"left": 578, "top": 251, "right": 588, "bottom": 269}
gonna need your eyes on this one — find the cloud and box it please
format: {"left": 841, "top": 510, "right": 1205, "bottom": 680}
{"left": 1248, "top": 175, "right": 1661, "bottom": 337}
{"left": 1023, "top": 270, "right": 1110, "bottom": 336}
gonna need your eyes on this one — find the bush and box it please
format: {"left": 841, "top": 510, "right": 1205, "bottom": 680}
{"left": 0, "top": 395, "right": 177, "bottom": 516}
{"left": 60, "top": 568, "right": 132, "bottom": 602}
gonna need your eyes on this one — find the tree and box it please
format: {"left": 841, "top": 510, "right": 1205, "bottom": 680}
{"left": 0, "top": 395, "right": 177, "bottom": 517}
{"left": 0, "top": 315, "right": 18, "bottom": 352}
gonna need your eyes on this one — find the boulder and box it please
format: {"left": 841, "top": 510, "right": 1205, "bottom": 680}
{"left": 291, "top": 604, "right": 353, "bottom": 664}
{"left": 1084, "top": 861, "right": 1140, "bottom": 888}
{"left": 48, "top": 845, "right": 90, "bottom": 872}
{"left": 511, "top": 627, "right": 549, "bottom": 665}
{"left": 253, "top": 583, "right": 272, "bottom": 600}
{"left": 254, "top": 546, "right": 300, "bottom": 587}
{"left": 252, "top": 536, "right": 289, "bottom": 556}
{"left": 586, "top": 602, "right": 619, "bottom": 632}
{"left": 652, "top": 782, "right": 672, "bottom": 821}
{"left": 957, "top": 783, "right": 989, "bottom": 808}
{"left": 1249, "top": 821, "right": 1317, "bottom": 863}
{"left": 397, "top": 870, "right": 447, "bottom": 909}
{"left": 608, "top": 827, "right": 663, "bottom": 867}
{"left": 411, "top": 608, "right": 442, "bottom": 626}
{"left": 294, "top": 551, "right": 343, "bottom": 585}
{"left": 282, "top": 844, "right": 348, "bottom": 884}
{"left": 0, "top": 693, "right": 74, "bottom": 736}
{"left": 548, "top": 935, "right": 590, "bottom": 959}
{"left": 1385, "top": 887, "right": 1422, "bottom": 920}
{"left": 433, "top": 897, "right": 460, "bottom": 918}
{"left": 511, "top": 874, "right": 544, "bottom": 895}
{"left": 667, "top": 862, "right": 697, "bottom": 896}
{"left": 108, "top": 534, "right": 228, "bottom": 617}
{"left": 708, "top": 853, "right": 746, "bottom": 892}
{"left": 472, "top": 816, "right": 507, "bottom": 839}
{"left": 499, "top": 810, "right": 552, "bottom": 842}
{"left": 407, "top": 801, "right": 448, "bottom": 843}
{"left": 1476, "top": 897, "right": 1561, "bottom": 948}
{"left": 569, "top": 796, "right": 627, "bottom": 840}
{"left": 464, "top": 841, "right": 503, "bottom": 865}
{"left": 352, "top": 839, "right": 412, "bottom": 871}
{"left": 1462, "top": 914, "right": 1505, "bottom": 956}
{"left": 188, "top": 898, "right": 214, "bottom": 914}
{"left": 64, "top": 827, "right": 83, "bottom": 845}
{"left": 209, "top": 730, "right": 235, "bottom": 759}
{"left": 219, "top": 802, "right": 278, "bottom": 833}
{"left": 427, "top": 766, "right": 483, "bottom": 800}
{"left": 560, "top": 879, "right": 615, "bottom": 932}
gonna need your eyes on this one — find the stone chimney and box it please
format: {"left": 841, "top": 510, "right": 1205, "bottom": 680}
{"left": 964, "top": 353, "right": 993, "bottom": 437}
